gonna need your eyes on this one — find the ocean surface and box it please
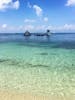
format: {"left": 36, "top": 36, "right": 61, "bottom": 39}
{"left": 0, "top": 33, "right": 75, "bottom": 97}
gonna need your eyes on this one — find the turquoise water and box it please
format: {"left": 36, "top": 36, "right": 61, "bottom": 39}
{"left": 0, "top": 34, "right": 75, "bottom": 97}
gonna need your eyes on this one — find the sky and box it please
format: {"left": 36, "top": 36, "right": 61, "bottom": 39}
{"left": 0, "top": 0, "right": 75, "bottom": 33}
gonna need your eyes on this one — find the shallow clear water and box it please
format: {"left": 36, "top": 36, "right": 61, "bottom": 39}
{"left": 0, "top": 33, "right": 75, "bottom": 97}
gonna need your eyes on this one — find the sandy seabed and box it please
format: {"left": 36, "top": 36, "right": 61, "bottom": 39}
{"left": 0, "top": 41, "right": 75, "bottom": 100}
{"left": 0, "top": 90, "right": 75, "bottom": 100}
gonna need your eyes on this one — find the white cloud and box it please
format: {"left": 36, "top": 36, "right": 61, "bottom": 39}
{"left": 24, "top": 19, "right": 36, "bottom": 23}
{"left": 66, "top": 0, "right": 75, "bottom": 6}
{"left": 33, "top": 5, "right": 43, "bottom": 16}
{"left": 63, "top": 24, "right": 75, "bottom": 30}
{"left": 12, "top": 0, "right": 20, "bottom": 9}
{"left": 2, "top": 24, "right": 7, "bottom": 28}
{"left": 35, "top": 25, "right": 46, "bottom": 31}
{"left": 1, "top": 23, "right": 75, "bottom": 33}
{"left": 27, "top": 3, "right": 43, "bottom": 17}
{"left": 24, "top": 25, "right": 34, "bottom": 31}
{"left": 0, "top": 0, "right": 20, "bottom": 11}
{"left": 49, "top": 24, "right": 75, "bottom": 32}
{"left": 27, "top": 2, "right": 32, "bottom": 8}
{"left": 44, "top": 17, "right": 48, "bottom": 22}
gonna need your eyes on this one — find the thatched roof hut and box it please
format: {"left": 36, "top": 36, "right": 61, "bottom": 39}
{"left": 24, "top": 30, "right": 31, "bottom": 36}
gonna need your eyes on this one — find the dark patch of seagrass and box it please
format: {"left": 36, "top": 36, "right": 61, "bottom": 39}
{"left": 39, "top": 52, "right": 48, "bottom": 55}
{"left": 33, "top": 64, "right": 49, "bottom": 67}
{"left": 0, "top": 58, "right": 20, "bottom": 67}
{"left": 9, "top": 60, "right": 20, "bottom": 66}
{"left": 26, "top": 63, "right": 49, "bottom": 68}
{"left": 0, "top": 59, "right": 9, "bottom": 63}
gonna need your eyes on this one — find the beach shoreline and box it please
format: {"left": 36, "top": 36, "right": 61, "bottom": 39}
{"left": 0, "top": 90, "right": 75, "bottom": 100}
{"left": 0, "top": 90, "right": 50, "bottom": 100}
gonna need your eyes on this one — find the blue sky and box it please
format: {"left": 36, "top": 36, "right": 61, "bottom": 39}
{"left": 0, "top": 0, "right": 75, "bottom": 33}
